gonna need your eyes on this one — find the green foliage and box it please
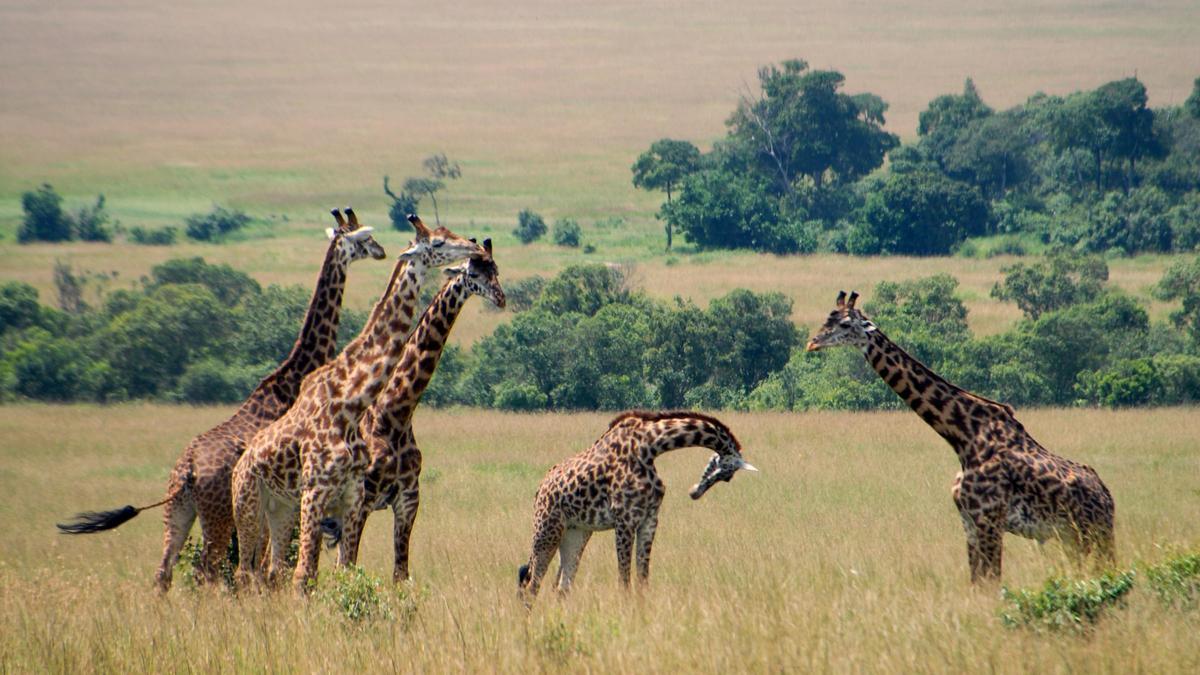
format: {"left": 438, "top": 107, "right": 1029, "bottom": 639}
{"left": 184, "top": 206, "right": 252, "bottom": 241}
{"left": 504, "top": 276, "right": 546, "bottom": 312}
{"left": 728, "top": 59, "right": 898, "bottom": 190}
{"left": 1075, "top": 357, "right": 1159, "bottom": 407}
{"left": 551, "top": 218, "right": 582, "bottom": 247}
{"left": 383, "top": 175, "right": 420, "bottom": 230}
{"left": 1187, "top": 78, "right": 1200, "bottom": 119}
{"left": 1154, "top": 256, "right": 1200, "bottom": 342}
{"left": 147, "top": 257, "right": 260, "bottom": 306}
{"left": 999, "top": 572, "right": 1135, "bottom": 632}
{"left": 492, "top": 381, "right": 550, "bottom": 411}
{"left": 513, "top": 209, "right": 547, "bottom": 244}
{"left": 316, "top": 565, "right": 394, "bottom": 624}
{"left": 850, "top": 170, "right": 989, "bottom": 255}
{"left": 175, "top": 359, "right": 272, "bottom": 404}
{"left": 991, "top": 254, "right": 1109, "bottom": 319}
{"left": 72, "top": 195, "right": 113, "bottom": 242}
{"left": 534, "top": 264, "right": 632, "bottom": 316}
{"left": 533, "top": 620, "right": 590, "bottom": 662}
{"left": 1143, "top": 552, "right": 1200, "bottom": 609}
{"left": 128, "top": 226, "right": 177, "bottom": 245}
{"left": 19, "top": 184, "right": 73, "bottom": 243}
{"left": 632, "top": 138, "right": 701, "bottom": 248}
{"left": 1, "top": 327, "right": 118, "bottom": 401}
{"left": 0, "top": 282, "right": 42, "bottom": 334}
{"left": 664, "top": 168, "right": 811, "bottom": 253}
{"left": 918, "top": 78, "right": 994, "bottom": 169}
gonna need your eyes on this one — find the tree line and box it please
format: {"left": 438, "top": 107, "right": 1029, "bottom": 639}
{"left": 633, "top": 62, "right": 1200, "bottom": 257}
{"left": 3, "top": 256, "right": 1199, "bottom": 410}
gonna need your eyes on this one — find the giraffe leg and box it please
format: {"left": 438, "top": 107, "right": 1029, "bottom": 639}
{"left": 555, "top": 529, "right": 592, "bottom": 594}
{"left": 391, "top": 477, "right": 421, "bottom": 582}
{"left": 961, "top": 508, "right": 1004, "bottom": 584}
{"left": 635, "top": 516, "right": 659, "bottom": 586}
{"left": 265, "top": 499, "right": 299, "bottom": 589}
{"left": 154, "top": 492, "right": 196, "bottom": 592}
{"left": 231, "top": 468, "right": 267, "bottom": 590}
{"left": 614, "top": 524, "right": 635, "bottom": 589}
{"left": 519, "top": 516, "right": 563, "bottom": 603}
{"left": 293, "top": 486, "right": 332, "bottom": 595}
{"left": 336, "top": 499, "right": 369, "bottom": 569}
{"left": 196, "top": 491, "right": 234, "bottom": 588}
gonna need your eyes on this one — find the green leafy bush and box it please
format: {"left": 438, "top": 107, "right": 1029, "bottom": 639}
{"left": 552, "top": 218, "right": 582, "bottom": 247}
{"left": 316, "top": 565, "right": 394, "bottom": 624}
{"left": 175, "top": 359, "right": 272, "bottom": 404}
{"left": 129, "top": 226, "right": 177, "bottom": 245}
{"left": 1143, "top": 552, "right": 1200, "bottom": 609}
{"left": 184, "top": 206, "right": 252, "bottom": 241}
{"left": 513, "top": 209, "right": 547, "bottom": 244}
{"left": 999, "top": 572, "right": 1134, "bottom": 632}
{"left": 18, "top": 184, "right": 73, "bottom": 243}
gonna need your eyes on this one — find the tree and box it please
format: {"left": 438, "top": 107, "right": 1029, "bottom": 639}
{"left": 991, "top": 254, "right": 1109, "bottom": 319}
{"left": 849, "top": 169, "right": 989, "bottom": 255}
{"left": 147, "top": 257, "right": 260, "bottom": 306}
{"left": 631, "top": 139, "right": 701, "bottom": 249}
{"left": 0, "top": 282, "right": 41, "bottom": 334}
{"left": 917, "top": 78, "right": 993, "bottom": 169}
{"left": 551, "top": 218, "right": 582, "bottom": 247}
{"left": 399, "top": 153, "right": 462, "bottom": 226}
{"left": 943, "top": 112, "right": 1031, "bottom": 198}
{"left": 663, "top": 168, "right": 810, "bottom": 253}
{"left": 73, "top": 194, "right": 113, "bottom": 242}
{"left": 513, "top": 209, "right": 547, "bottom": 244}
{"left": 1051, "top": 78, "right": 1161, "bottom": 192}
{"left": 19, "top": 184, "right": 73, "bottom": 243}
{"left": 1154, "top": 256, "right": 1200, "bottom": 343}
{"left": 383, "top": 176, "right": 420, "bottom": 230}
{"left": 1187, "top": 77, "right": 1200, "bottom": 119}
{"left": 727, "top": 59, "right": 897, "bottom": 192}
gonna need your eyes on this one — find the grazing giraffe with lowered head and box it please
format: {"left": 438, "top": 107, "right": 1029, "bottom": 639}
{"left": 517, "top": 410, "right": 756, "bottom": 603}
{"left": 337, "top": 240, "right": 506, "bottom": 580}
{"left": 56, "top": 209, "right": 385, "bottom": 591}
{"left": 232, "top": 215, "right": 483, "bottom": 594}
{"left": 806, "top": 291, "right": 1116, "bottom": 583}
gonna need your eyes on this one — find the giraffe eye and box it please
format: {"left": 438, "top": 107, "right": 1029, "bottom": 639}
{"left": 432, "top": 240, "right": 445, "bottom": 248}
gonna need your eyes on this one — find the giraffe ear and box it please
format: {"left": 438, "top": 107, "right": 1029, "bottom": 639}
{"left": 330, "top": 208, "right": 346, "bottom": 228}
{"left": 847, "top": 291, "right": 859, "bottom": 309}
{"left": 836, "top": 290, "right": 847, "bottom": 308}
{"left": 325, "top": 227, "right": 337, "bottom": 241}
{"left": 483, "top": 238, "right": 493, "bottom": 254}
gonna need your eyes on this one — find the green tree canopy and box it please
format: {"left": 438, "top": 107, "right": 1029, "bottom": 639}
{"left": 632, "top": 138, "right": 701, "bottom": 248}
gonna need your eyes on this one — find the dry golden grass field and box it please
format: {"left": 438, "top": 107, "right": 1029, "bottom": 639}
{"left": 1, "top": 404, "right": 1198, "bottom": 672}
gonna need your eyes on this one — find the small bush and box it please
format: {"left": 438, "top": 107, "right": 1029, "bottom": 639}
{"left": 73, "top": 195, "right": 113, "bottom": 242}
{"left": 999, "top": 571, "right": 1134, "bottom": 632}
{"left": 513, "top": 209, "right": 547, "bottom": 244}
{"left": 533, "top": 620, "right": 590, "bottom": 663}
{"left": 1143, "top": 552, "right": 1200, "bottom": 609}
{"left": 129, "top": 226, "right": 177, "bottom": 246}
{"left": 552, "top": 218, "right": 582, "bottom": 247}
{"left": 184, "top": 206, "right": 252, "bottom": 241}
{"left": 173, "top": 537, "right": 237, "bottom": 590}
{"left": 316, "top": 565, "right": 393, "bottom": 624}
{"left": 19, "top": 184, "right": 73, "bottom": 243}
{"left": 493, "top": 382, "right": 548, "bottom": 411}
{"left": 505, "top": 276, "right": 546, "bottom": 312}
{"left": 175, "top": 359, "right": 270, "bottom": 404}
{"left": 583, "top": 243, "right": 597, "bottom": 254}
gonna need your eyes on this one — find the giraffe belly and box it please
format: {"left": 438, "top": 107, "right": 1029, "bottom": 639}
{"left": 1004, "top": 496, "right": 1058, "bottom": 543}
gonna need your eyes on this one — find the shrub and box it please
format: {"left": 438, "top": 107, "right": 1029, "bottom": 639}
{"left": 999, "top": 571, "right": 1135, "bottom": 632}
{"left": 0, "top": 282, "right": 42, "bottom": 334}
{"left": 19, "top": 184, "right": 73, "bottom": 243}
{"left": 849, "top": 169, "right": 990, "bottom": 255}
{"left": 2, "top": 328, "right": 118, "bottom": 401}
{"left": 316, "top": 565, "right": 393, "bottom": 624}
{"left": 73, "top": 195, "right": 113, "bottom": 242}
{"left": 184, "top": 206, "right": 252, "bottom": 241}
{"left": 493, "top": 381, "right": 549, "bottom": 411}
{"left": 147, "top": 257, "right": 261, "bottom": 306}
{"left": 1075, "top": 358, "right": 1158, "bottom": 407}
{"left": 129, "top": 226, "right": 177, "bottom": 245}
{"left": 513, "top": 209, "right": 547, "bottom": 244}
{"left": 505, "top": 276, "right": 546, "bottom": 312}
{"left": 552, "top": 218, "right": 582, "bottom": 247}
{"left": 175, "top": 359, "right": 271, "bottom": 404}
{"left": 1143, "top": 552, "right": 1200, "bottom": 609}
{"left": 991, "top": 254, "right": 1109, "bottom": 319}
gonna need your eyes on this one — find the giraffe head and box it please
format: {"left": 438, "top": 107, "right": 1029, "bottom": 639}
{"left": 326, "top": 207, "right": 387, "bottom": 261}
{"left": 688, "top": 424, "right": 756, "bottom": 500}
{"left": 441, "top": 238, "right": 507, "bottom": 309}
{"left": 805, "top": 290, "right": 875, "bottom": 352}
{"left": 396, "top": 214, "right": 485, "bottom": 269}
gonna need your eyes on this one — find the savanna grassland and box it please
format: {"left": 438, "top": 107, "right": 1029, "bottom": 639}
{"left": 1, "top": 405, "right": 1198, "bottom": 672}
{"left": 2, "top": 1, "right": 1200, "bottom": 338}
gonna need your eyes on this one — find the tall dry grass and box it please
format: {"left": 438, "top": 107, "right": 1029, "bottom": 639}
{"left": 2, "top": 404, "right": 1197, "bottom": 672}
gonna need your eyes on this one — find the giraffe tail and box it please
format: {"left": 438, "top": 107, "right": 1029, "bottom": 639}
{"left": 56, "top": 472, "right": 192, "bottom": 534}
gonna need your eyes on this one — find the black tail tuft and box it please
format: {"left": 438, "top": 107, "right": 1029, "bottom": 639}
{"left": 319, "top": 517, "right": 342, "bottom": 548}
{"left": 518, "top": 564, "right": 530, "bottom": 586}
{"left": 56, "top": 505, "right": 139, "bottom": 534}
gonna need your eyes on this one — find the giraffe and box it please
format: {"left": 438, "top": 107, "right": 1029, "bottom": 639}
{"left": 56, "top": 209, "right": 385, "bottom": 591}
{"left": 336, "top": 240, "right": 506, "bottom": 580}
{"left": 805, "top": 291, "right": 1116, "bottom": 583}
{"left": 231, "top": 215, "right": 483, "bottom": 594}
{"left": 516, "top": 410, "right": 756, "bottom": 603}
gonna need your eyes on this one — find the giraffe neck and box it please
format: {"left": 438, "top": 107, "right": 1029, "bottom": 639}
{"left": 646, "top": 416, "right": 737, "bottom": 461}
{"left": 371, "top": 275, "right": 470, "bottom": 435}
{"left": 327, "top": 256, "right": 428, "bottom": 411}
{"left": 232, "top": 241, "right": 349, "bottom": 421}
{"left": 862, "top": 329, "right": 979, "bottom": 452}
